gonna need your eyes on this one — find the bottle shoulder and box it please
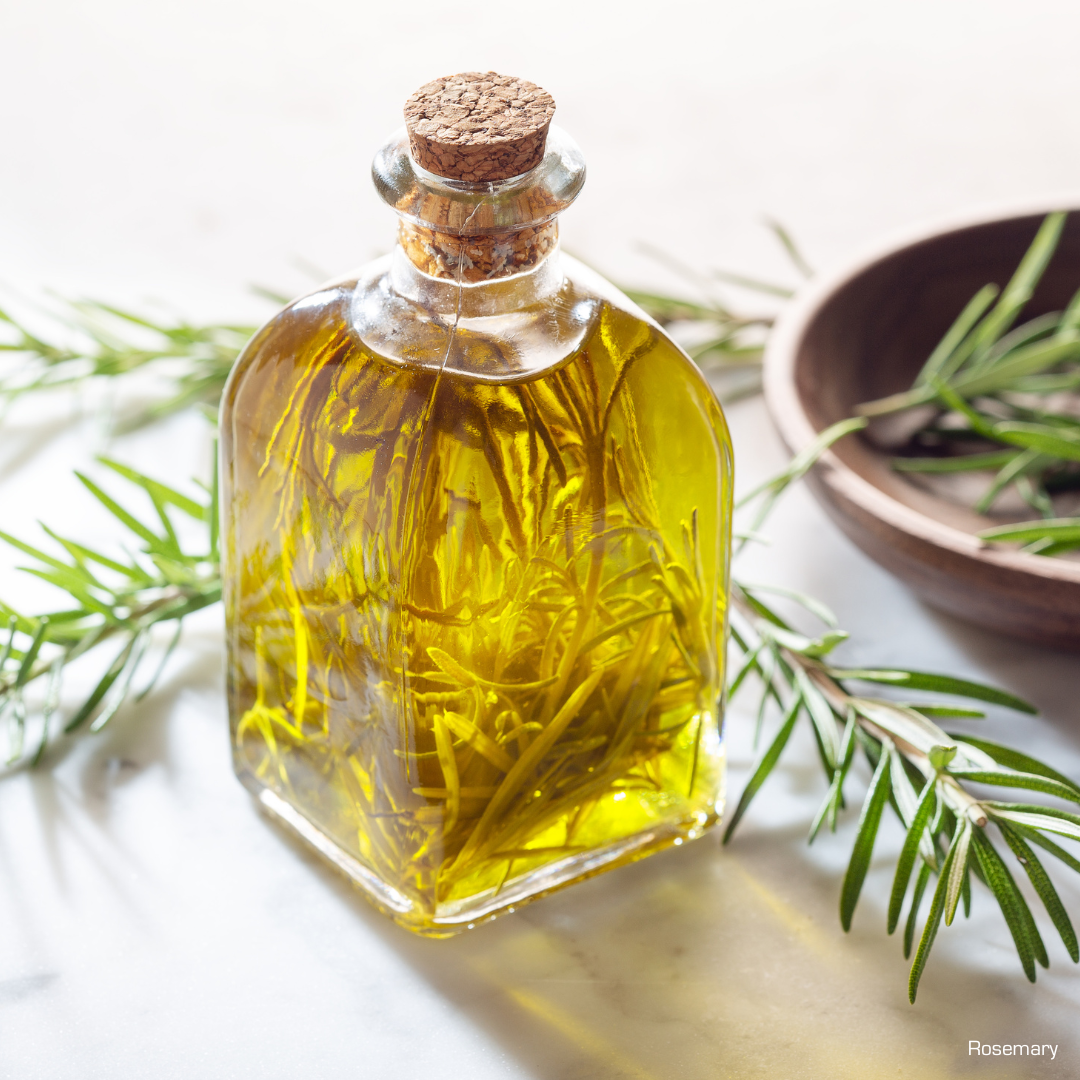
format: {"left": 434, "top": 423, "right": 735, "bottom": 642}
{"left": 220, "top": 253, "right": 728, "bottom": 448}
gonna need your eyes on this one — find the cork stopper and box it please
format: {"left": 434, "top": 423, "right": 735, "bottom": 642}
{"left": 404, "top": 72, "right": 555, "bottom": 183}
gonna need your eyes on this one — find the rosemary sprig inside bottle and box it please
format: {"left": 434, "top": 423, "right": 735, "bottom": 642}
{"left": 856, "top": 211, "right": 1080, "bottom": 557}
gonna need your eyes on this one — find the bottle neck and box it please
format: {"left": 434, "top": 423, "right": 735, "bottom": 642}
{"left": 371, "top": 123, "right": 585, "bottom": 291}
{"left": 397, "top": 217, "right": 559, "bottom": 283}
{"left": 388, "top": 236, "right": 565, "bottom": 317}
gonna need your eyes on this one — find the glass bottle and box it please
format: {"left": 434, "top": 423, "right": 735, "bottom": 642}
{"left": 220, "top": 73, "right": 733, "bottom": 936}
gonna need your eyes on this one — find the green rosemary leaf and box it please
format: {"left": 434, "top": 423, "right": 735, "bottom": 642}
{"left": 909, "top": 704, "right": 985, "bottom": 718}
{"left": 90, "top": 629, "right": 149, "bottom": 732}
{"left": 708, "top": 268, "right": 794, "bottom": 298}
{"left": 38, "top": 526, "right": 151, "bottom": 582}
{"left": 1014, "top": 474, "right": 1056, "bottom": 521}
{"left": 966, "top": 212, "right": 1067, "bottom": 365}
{"left": 978, "top": 310, "right": 1063, "bottom": 368}
{"left": 0, "top": 530, "right": 77, "bottom": 574}
{"left": 16, "top": 567, "right": 112, "bottom": 615}
{"left": 768, "top": 625, "right": 848, "bottom": 659}
{"left": 0, "top": 293, "right": 252, "bottom": 424}
{"left": 840, "top": 742, "right": 893, "bottom": 931}
{"left": 134, "top": 621, "right": 183, "bottom": 702}
{"left": 905, "top": 862, "right": 933, "bottom": 960}
{"left": 1021, "top": 880, "right": 1051, "bottom": 971}
{"left": 851, "top": 697, "right": 955, "bottom": 757}
{"left": 908, "top": 816, "right": 967, "bottom": 1002}
{"left": 30, "top": 657, "right": 63, "bottom": 766}
{"left": 98, "top": 458, "right": 205, "bottom": 520}
{"left": 828, "top": 668, "right": 1035, "bottom": 713}
{"left": 752, "top": 653, "right": 773, "bottom": 750}
{"left": 143, "top": 585, "right": 222, "bottom": 623}
{"left": 737, "top": 582, "right": 838, "bottom": 627}
{"left": 944, "top": 817, "right": 974, "bottom": 926}
{"left": 971, "top": 828, "right": 1042, "bottom": 981}
{"left": 1013, "top": 825, "right": 1080, "bottom": 874}
{"left": 74, "top": 472, "right": 164, "bottom": 552}
{"left": 620, "top": 288, "right": 723, "bottom": 323}
{"left": 979, "top": 517, "right": 1080, "bottom": 545}
{"left": 1008, "top": 370, "right": 1080, "bottom": 393}
{"left": 949, "top": 769, "right": 1080, "bottom": 805}
{"left": 733, "top": 532, "right": 771, "bottom": 549}
{"left": 997, "top": 822, "right": 1079, "bottom": 962}
{"left": 812, "top": 704, "right": 855, "bottom": 838}
{"left": 891, "top": 449, "right": 1018, "bottom": 473}
{"left": 1023, "top": 538, "right": 1080, "bottom": 557}
{"left": 889, "top": 750, "right": 922, "bottom": 829}
{"left": 954, "top": 338, "right": 1080, "bottom": 397}
{"left": 723, "top": 691, "right": 802, "bottom": 844}
{"left": 735, "top": 587, "right": 792, "bottom": 630}
{"left": 0, "top": 617, "right": 17, "bottom": 670}
{"left": 915, "top": 284, "right": 1001, "bottom": 386}
{"left": 987, "top": 805, "right": 1080, "bottom": 842}
{"left": 809, "top": 707, "right": 857, "bottom": 842}
{"left": 763, "top": 217, "right": 814, "bottom": 279}
{"left": 889, "top": 779, "right": 939, "bottom": 934}
{"left": 947, "top": 734, "right": 1080, "bottom": 796}
{"left": 975, "top": 448, "right": 1046, "bottom": 514}
{"left": 928, "top": 377, "right": 1000, "bottom": 438}
{"left": 727, "top": 642, "right": 764, "bottom": 701}
{"left": 1061, "top": 287, "right": 1080, "bottom": 336}
{"left": 736, "top": 417, "right": 868, "bottom": 511}
{"left": 13, "top": 617, "right": 49, "bottom": 689}
{"left": 793, "top": 667, "right": 841, "bottom": 769}
{"left": 63, "top": 635, "right": 137, "bottom": 733}
{"left": 990, "top": 421, "right": 1080, "bottom": 462}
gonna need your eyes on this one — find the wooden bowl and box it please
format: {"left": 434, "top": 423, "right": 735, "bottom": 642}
{"left": 763, "top": 206, "right": 1080, "bottom": 651}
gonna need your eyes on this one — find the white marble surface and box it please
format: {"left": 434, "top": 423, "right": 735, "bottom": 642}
{"left": 2, "top": 2, "right": 1080, "bottom": 1077}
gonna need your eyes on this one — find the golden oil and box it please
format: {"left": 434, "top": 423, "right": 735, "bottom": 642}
{"left": 220, "top": 78, "right": 733, "bottom": 935}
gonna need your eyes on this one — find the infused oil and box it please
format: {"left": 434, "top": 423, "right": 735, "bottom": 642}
{"left": 220, "top": 72, "right": 733, "bottom": 934}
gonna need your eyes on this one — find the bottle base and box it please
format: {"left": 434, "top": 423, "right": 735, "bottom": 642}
{"left": 253, "top": 786, "right": 720, "bottom": 938}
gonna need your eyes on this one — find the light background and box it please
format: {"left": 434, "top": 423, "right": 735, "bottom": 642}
{"left": 1, "top": 2, "right": 1079, "bottom": 1077}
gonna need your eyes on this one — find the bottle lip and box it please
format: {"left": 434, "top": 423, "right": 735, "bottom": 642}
{"left": 371, "top": 124, "right": 586, "bottom": 236}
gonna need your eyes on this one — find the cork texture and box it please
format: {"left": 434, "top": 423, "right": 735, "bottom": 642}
{"left": 404, "top": 72, "right": 555, "bottom": 182}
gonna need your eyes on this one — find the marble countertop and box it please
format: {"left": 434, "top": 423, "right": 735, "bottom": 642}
{"left": 2, "top": 2, "right": 1080, "bottom": 1076}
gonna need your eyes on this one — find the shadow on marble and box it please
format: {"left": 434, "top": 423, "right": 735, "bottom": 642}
{"left": 257, "top": 800, "right": 1080, "bottom": 1080}
{"left": 3, "top": 632, "right": 223, "bottom": 918}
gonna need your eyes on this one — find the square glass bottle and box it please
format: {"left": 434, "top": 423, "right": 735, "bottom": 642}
{"left": 220, "top": 73, "right": 733, "bottom": 935}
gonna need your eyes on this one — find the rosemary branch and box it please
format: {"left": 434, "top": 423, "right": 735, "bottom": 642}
{"left": 0, "top": 457, "right": 220, "bottom": 763}
{"left": 725, "top": 432, "right": 1080, "bottom": 1000}
{"left": 0, "top": 295, "right": 255, "bottom": 426}
{"left": 621, "top": 219, "right": 811, "bottom": 404}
